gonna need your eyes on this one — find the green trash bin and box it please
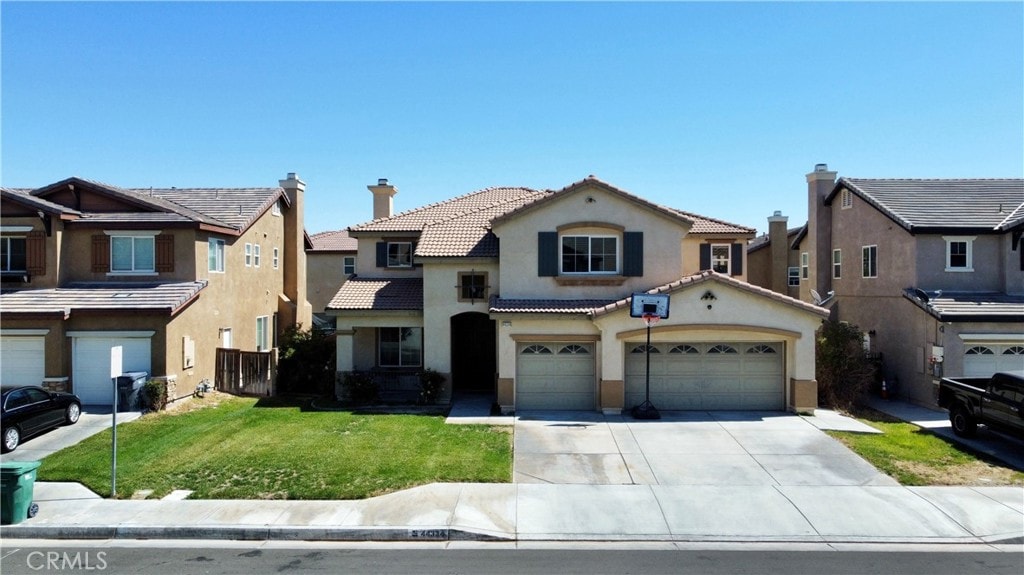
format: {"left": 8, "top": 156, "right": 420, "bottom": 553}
{"left": 1, "top": 461, "right": 42, "bottom": 525}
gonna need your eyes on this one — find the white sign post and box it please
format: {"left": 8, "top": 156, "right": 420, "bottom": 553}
{"left": 629, "top": 294, "right": 670, "bottom": 420}
{"left": 109, "top": 346, "right": 123, "bottom": 498}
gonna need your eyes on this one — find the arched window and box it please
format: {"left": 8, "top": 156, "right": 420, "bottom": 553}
{"left": 559, "top": 344, "right": 590, "bottom": 355}
{"left": 630, "top": 344, "right": 660, "bottom": 353}
{"left": 1001, "top": 346, "right": 1024, "bottom": 355}
{"left": 522, "top": 345, "right": 552, "bottom": 355}
{"left": 708, "top": 344, "right": 738, "bottom": 354}
{"left": 746, "top": 344, "right": 777, "bottom": 354}
{"left": 669, "top": 345, "right": 699, "bottom": 354}
{"left": 965, "top": 346, "right": 994, "bottom": 355}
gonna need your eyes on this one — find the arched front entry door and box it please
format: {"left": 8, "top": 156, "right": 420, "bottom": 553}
{"left": 450, "top": 312, "right": 496, "bottom": 392}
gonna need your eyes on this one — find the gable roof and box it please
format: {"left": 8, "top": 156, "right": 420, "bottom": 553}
{"left": 350, "top": 186, "right": 548, "bottom": 234}
{"left": 308, "top": 229, "right": 358, "bottom": 252}
{"left": 15, "top": 177, "right": 287, "bottom": 235}
{"left": 0, "top": 188, "right": 82, "bottom": 218}
{"left": 590, "top": 270, "right": 829, "bottom": 318}
{"left": 825, "top": 178, "right": 1024, "bottom": 233}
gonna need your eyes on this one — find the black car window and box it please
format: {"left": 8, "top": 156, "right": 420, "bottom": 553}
{"left": 5, "top": 390, "right": 29, "bottom": 410}
{"left": 24, "top": 388, "right": 51, "bottom": 404}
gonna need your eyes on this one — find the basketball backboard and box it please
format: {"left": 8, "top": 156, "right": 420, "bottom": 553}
{"left": 629, "top": 293, "right": 670, "bottom": 319}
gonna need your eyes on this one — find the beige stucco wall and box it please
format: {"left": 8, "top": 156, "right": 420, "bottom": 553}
{"left": 681, "top": 235, "right": 749, "bottom": 281}
{"left": 332, "top": 312, "right": 425, "bottom": 372}
{"left": 307, "top": 251, "right": 353, "bottom": 314}
{"left": 352, "top": 234, "right": 423, "bottom": 279}
{"left": 422, "top": 259, "right": 498, "bottom": 373}
{"left": 829, "top": 198, "right": 916, "bottom": 299}
{"left": 492, "top": 184, "right": 691, "bottom": 299}
{"left": 495, "top": 314, "right": 601, "bottom": 386}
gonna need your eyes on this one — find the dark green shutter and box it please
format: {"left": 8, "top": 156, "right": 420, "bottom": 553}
{"left": 731, "top": 243, "right": 743, "bottom": 276}
{"left": 699, "top": 243, "right": 710, "bottom": 271}
{"left": 622, "top": 232, "right": 643, "bottom": 276}
{"left": 538, "top": 232, "right": 558, "bottom": 276}
{"left": 376, "top": 242, "right": 387, "bottom": 267}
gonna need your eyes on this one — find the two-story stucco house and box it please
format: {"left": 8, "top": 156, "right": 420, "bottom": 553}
{"left": 307, "top": 229, "right": 358, "bottom": 332}
{"left": 0, "top": 174, "right": 312, "bottom": 405}
{"left": 749, "top": 165, "right": 1024, "bottom": 406}
{"left": 328, "top": 176, "right": 829, "bottom": 414}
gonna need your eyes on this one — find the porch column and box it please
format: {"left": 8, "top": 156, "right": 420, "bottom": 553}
{"left": 335, "top": 329, "right": 355, "bottom": 372}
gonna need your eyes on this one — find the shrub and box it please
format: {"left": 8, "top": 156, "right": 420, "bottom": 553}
{"left": 277, "top": 324, "right": 336, "bottom": 395}
{"left": 417, "top": 368, "right": 446, "bottom": 405}
{"left": 816, "top": 319, "right": 877, "bottom": 410}
{"left": 342, "top": 371, "right": 378, "bottom": 404}
{"left": 141, "top": 379, "right": 168, "bottom": 411}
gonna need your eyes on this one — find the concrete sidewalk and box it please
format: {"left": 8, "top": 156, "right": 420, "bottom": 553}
{"left": 2, "top": 480, "right": 1022, "bottom": 545}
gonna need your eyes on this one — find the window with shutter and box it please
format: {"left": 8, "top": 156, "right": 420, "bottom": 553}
{"left": 155, "top": 234, "right": 174, "bottom": 273}
{"left": 538, "top": 232, "right": 558, "bottom": 276}
{"left": 26, "top": 231, "right": 46, "bottom": 275}
{"left": 622, "top": 231, "right": 643, "bottom": 276}
{"left": 92, "top": 235, "right": 110, "bottom": 273}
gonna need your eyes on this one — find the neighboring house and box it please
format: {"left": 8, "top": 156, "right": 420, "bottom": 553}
{"left": 750, "top": 164, "right": 1024, "bottom": 406}
{"left": 746, "top": 212, "right": 804, "bottom": 300}
{"left": 0, "top": 174, "right": 312, "bottom": 404}
{"left": 328, "top": 176, "right": 828, "bottom": 413}
{"left": 307, "top": 229, "right": 358, "bottom": 331}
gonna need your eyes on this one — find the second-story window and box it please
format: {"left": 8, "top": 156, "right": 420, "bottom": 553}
{"left": 832, "top": 249, "right": 842, "bottom": 279}
{"left": 788, "top": 266, "right": 800, "bottom": 286}
{"left": 458, "top": 272, "right": 488, "bottom": 302}
{"left": 111, "top": 235, "right": 155, "bottom": 273}
{"left": 343, "top": 256, "right": 356, "bottom": 275}
{"left": 208, "top": 238, "right": 225, "bottom": 272}
{"left": 273, "top": 247, "right": 280, "bottom": 269}
{"left": 1, "top": 237, "right": 27, "bottom": 272}
{"left": 944, "top": 236, "right": 974, "bottom": 272}
{"left": 388, "top": 242, "right": 413, "bottom": 268}
{"left": 800, "top": 252, "right": 809, "bottom": 279}
{"left": 862, "top": 245, "right": 878, "bottom": 278}
{"left": 711, "top": 244, "right": 731, "bottom": 274}
{"left": 245, "top": 243, "right": 252, "bottom": 267}
{"left": 562, "top": 235, "right": 618, "bottom": 274}
{"left": 254, "top": 244, "right": 261, "bottom": 268}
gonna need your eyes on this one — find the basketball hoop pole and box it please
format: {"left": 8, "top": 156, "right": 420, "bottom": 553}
{"left": 632, "top": 314, "right": 661, "bottom": 420}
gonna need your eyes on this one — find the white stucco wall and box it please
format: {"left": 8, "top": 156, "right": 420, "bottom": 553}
{"left": 422, "top": 259, "right": 499, "bottom": 372}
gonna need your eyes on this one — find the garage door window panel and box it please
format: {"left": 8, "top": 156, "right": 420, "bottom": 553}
{"left": 559, "top": 344, "right": 590, "bottom": 355}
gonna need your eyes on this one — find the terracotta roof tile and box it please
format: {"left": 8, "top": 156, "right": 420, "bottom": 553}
{"left": 669, "top": 209, "right": 755, "bottom": 235}
{"left": 309, "top": 229, "right": 358, "bottom": 252}
{"left": 488, "top": 296, "right": 617, "bottom": 314}
{"left": 327, "top": 277, "right": 423, "bottom": 311}
{"left": 0, "top": 281, "right": 207, "bottom": 317}
{"left": 351, "top": 187, "right": 546, "bottom": 233}
{"left": 827, "top": 178, "right": 1024, "bottom": 232}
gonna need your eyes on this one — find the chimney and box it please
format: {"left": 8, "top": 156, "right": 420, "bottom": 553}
{"left": 279, "top": 172, "right": 312, "bottom": 329}
{"left": 368, "top": 178, "right": 398, "bottom": 220}
{"left": 767, "top": 210, "right": 789, "bottom": 294}
{"left": 805, "top": 163, "right": 837, "bottom": 302}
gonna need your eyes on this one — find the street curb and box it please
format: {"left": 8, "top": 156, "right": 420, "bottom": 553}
{"left": 0, "top": 525, "right": 512, "bottom": 542}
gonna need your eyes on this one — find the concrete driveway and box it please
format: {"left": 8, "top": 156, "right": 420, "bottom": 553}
{"left": 514, "top": 410, "right": 898, "bottom": 487}
{"left": 0, "top": 407, "right": 140, "bottom": 463}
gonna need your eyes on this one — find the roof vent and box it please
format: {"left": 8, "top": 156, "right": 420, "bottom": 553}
{"left": 814, "top": 163, "right": 828, "bottom": 172}
{"left": 378, "top": 178, "right": 389, "bottom": 186}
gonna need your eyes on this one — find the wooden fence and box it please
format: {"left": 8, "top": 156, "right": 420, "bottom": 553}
{"left": 215, "top": 348, "right": 274, "bottom": 396}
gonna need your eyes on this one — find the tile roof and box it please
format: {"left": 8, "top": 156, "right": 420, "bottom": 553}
{"left": 747, "top": 226, "right": 804, "bottom": 253}
{"left": 350, "top": 187, "right": 547, "bottom": 233}
{"left": 326, "top": 277, "right": 423, "bottom": 311}
{"left": 143, "top": 187, "right": 283, "bottom": 231}
{"left": 590, "top": 270, "right": 830, "bottom": 318}
{"left": 488, "top": 296, "right": 618, "bottom": 314}
{"left": 0, "top": 281, "right": 207, "bottom": 317}
{"left": 827, "top": 178, "right": 1024, "bottom": 232}
{"left": 1, "top": 188, "right": 82, "bottom": 217}
{"left": 309, "top": 229, "right": 358, "bottom": 252}
{"left": 415, "top": 190, "right": 551, "bottom": 257}
{"left": 669, "top": 209, "right": 755, "bottom": 235}
{"left": 903, "top": 289, "right": 1024, "bottom": 322}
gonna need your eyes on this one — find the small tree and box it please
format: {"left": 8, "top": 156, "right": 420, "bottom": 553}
{"left": 141, "top": 379, "right": 168, "bottom": 411}
{"left": 276, "top": 324, "right": 336, "bottom": 395}
{"left": 816, "top": 319, "right": 877, "bottom": 410}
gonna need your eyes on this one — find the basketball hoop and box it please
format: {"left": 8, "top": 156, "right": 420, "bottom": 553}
{"left": 642, "top": 313, "right": 660, "bottom": 327}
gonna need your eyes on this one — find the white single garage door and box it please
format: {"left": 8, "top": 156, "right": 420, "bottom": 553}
{"left": 963, "top": 344, "right": 1024, "bottom": 377}
{"left": 72, "top": 335, "right": 152, "bottom": 405}
{"left": 0, "top": 336, "right": 45, "bottom": 387}
{"left": 516, "top": 342, "right": 596, "bottom": 410}
{"left": 625, "top": 342, "right": 785, "bottom": 410}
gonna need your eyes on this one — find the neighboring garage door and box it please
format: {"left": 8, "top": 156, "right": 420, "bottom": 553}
{"left": 0, "top": 336, "right": 45, "bottom": 387}
{"left": 72, "top": 335, "right": 152, "bottom": 405}
{"left": 963, "top": 344, "right": 1024, "bottom": 377}
{"left": 516, "top": 342, "right": 596, "bottom": 410}
{"left": 625, "top": 342, "right": 785, "bottom": 410}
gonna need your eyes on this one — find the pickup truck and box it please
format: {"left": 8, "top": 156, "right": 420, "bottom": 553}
{"left": 938, "top": 372, "right": 1024, "bottom": 438}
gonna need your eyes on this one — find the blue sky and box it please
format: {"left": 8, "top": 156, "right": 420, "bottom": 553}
{"left": 2, "top": 1, "right": 1022, "bottom": 235}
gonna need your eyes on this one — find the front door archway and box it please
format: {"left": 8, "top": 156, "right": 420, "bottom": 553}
{"left": 450, "top": 312, "right": 496, "bottom": 392}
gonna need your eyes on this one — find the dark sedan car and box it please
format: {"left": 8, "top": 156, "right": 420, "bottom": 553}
{"left": 1, "top": 385, "right": 82, "bottom": 453}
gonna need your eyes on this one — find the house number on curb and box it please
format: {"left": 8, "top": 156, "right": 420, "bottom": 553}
{"left": 408, "top": 529, "right": 447, "bottom": 539}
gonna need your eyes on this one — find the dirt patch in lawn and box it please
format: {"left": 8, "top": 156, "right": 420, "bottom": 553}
{"left": 891, "top": 459, "right": 1022, "bottom": 486}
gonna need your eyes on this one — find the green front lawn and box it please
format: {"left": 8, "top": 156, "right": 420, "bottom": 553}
{"left": 827, "top": 408, "right": 1024, "bottom": 486}
{"left": 39, "top": 395, "right": 511, "bottom": 500}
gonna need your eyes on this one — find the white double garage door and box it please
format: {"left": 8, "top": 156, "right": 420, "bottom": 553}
{"left": 516, "top": 341, "right": 785, "bottom": 411}
{"left": 1, "top": 333, "right": 151, "bottom": 406}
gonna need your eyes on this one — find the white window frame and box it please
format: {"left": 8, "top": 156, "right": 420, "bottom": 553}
{"left": 208, "top": 238, "right": 225, "bottom": 273}
{"left": 378, "top": 327, "right": 422, "bottom": 367}
{"left": 560, "top": 235, "right": 619, "bottom": 274}
{"left": 862, "top": 245, "right": 878, "bottom": 278}
{"left": 788, "top": 266, "right": 800, "bottom": 286}
{"left": 943, "top": 236, "right": 975, "bottom": 272}
{"left": 254, "top": 244, "right": 261, "bottom": 268}
{"left": 256, "top": 316, "right": 269, "bottom": 351}
{"left": 832, "top": 249, "right": 842, "bottom": 279}
{"left": 244, "top": 243, "right": 252, "bottom": 267}
{"left": 1, "top": 236, "right": 27, "bottom": 272}
{"left": 387, "top": 242, "right": 413, "bottom": 268}
{"left": 800, "top": 252, "right": 809, "bottom": 279}
{"left": 343, "top": 256, "right": 356, "bottom": 275}
{"left": 273, "top": 247, "right": 279, "bottom": 269}
{"left": 108, "top": 231, "right": 158, "bottom": 274}
{"left": 271, "top": 200, "right": 281, "bottom": 216}
{"left": 710, "top": 244, "right": 731, "bottom": 275}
